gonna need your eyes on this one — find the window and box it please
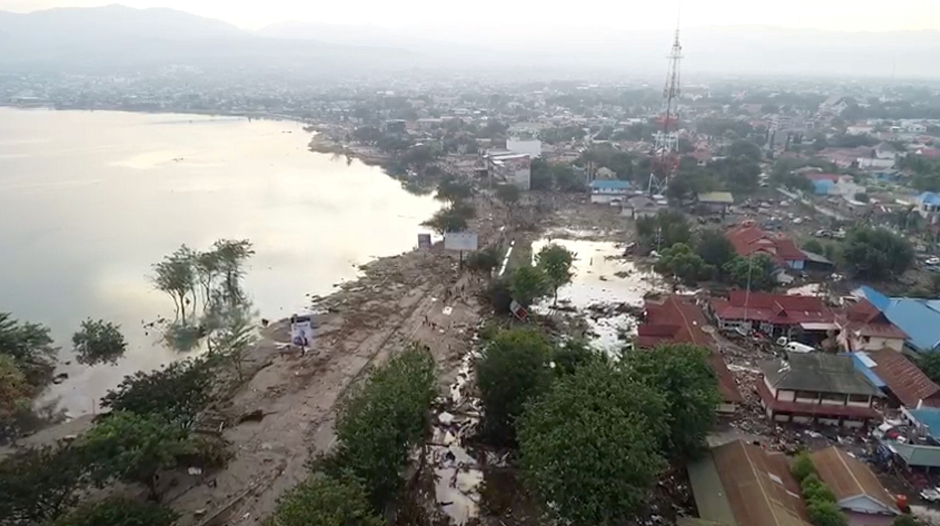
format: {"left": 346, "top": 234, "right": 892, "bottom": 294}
{"left": 820, "top": 392, "right": 847, "bottom": 403}
{"left": 795, "top": 390, "right": 818, "bottom": 400}
{"left": 848, "top": 394, "right": 870, "bottom": 404}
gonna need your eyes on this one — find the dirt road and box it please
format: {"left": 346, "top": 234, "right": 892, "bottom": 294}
{"left": 167, "top": 203, "right": 497, "bottom": 525}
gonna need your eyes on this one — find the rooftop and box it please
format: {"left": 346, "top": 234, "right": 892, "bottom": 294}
{"left": 698, "top": 191, "right": 734, "bottom": 204}
{"left": 851, "top": 350, "right": 940, "bottom": 408}
{"left": 761, "top": 353, "right": 882, "bottom": 397}
{"left": 724, "top": 224, "right": 805, "bottom": 263}
{"left": 710, "top": 292, "right": 834, "bottom": 326}
{"left": 858, "top": 286, "right": 940, "bottom": 352}
{"left": 811, "top": 447, "right": 899, "bottom": 514}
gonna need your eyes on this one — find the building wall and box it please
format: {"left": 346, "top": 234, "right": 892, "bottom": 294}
{"left": 846, "top": 334, "right": 905, "bottom": 352}
{"left": 718, "top": 402, "right": 737, "bottom": 414}
{"left": 787, "top": 259, "right": 806, "bottom": 270}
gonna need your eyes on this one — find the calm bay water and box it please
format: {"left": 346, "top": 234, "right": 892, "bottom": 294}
{"left": 0, "top": 108, "right": 439, "bottom": 415}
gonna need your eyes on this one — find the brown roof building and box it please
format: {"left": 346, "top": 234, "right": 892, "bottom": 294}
{"left": 688, "top": 440, "right": 811, "bottom": 526}
{"left": 852, "top": 349, "right": 940, "bottom": 409}
{"left": 636, "top": 295, "right": 742, "bottom": 413}
{"left": 811, "top": 446, "right": 900, "bottom": 517}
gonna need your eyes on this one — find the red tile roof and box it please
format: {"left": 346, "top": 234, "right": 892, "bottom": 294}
{"left": 724, "top": 224, "right": 805, "bottom": 264}
{"left": 840, "top": 299, "right": 907, "bottom": 340}
{"left": 755, "top": 379, "right": 880, "bottom": 419}
{"left": 637, "top": 295, "right": 743, "bottom": 404}
{"left": 710, "top": 291, "right": 835, "bottom": 326}
{"left": 864, "top": 349, "right": 940, "bottom": 408}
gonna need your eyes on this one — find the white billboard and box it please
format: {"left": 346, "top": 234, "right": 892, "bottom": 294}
{"left": 290, "top": 315, "right": 313, "bottom": 348}
{"left": 444, "top": 231, "right": 479, "bottom": 251}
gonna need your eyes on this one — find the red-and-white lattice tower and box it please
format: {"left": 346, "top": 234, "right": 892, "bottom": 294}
{"left": 647, "top": 24, "right": 683, "bottom": 196}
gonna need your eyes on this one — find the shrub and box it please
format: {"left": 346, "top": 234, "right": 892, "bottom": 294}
{"left": 806, "top": 499, "right": 847, "bottom": 526}
{"left": 801, "top": 474, "right": 836, "bottom": 504}
{"left": 791, "top": 452, "right": 817, "bottom": 482}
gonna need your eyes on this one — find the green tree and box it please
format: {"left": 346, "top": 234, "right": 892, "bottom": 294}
{"left": 435, "top": 177, "right": 474, "bottom": 203}
{"left": 325, "top": 344, "right": 436, "bottom": 507}
{"left": 0, "top": 313, "right": 57, "bottom": 393}
{"left": 791, "top": 452, "right": 817, "bottom": 482}
{"left": 892, "top": 515, "right": 922, "bottom": 526}
{"left": 152, "top": 245, "right": 196, "bottom": 322}
{"left": 802, "top": 239, "right": 824, "bottom": 255}
{"left": 79, "top": 411, "right": 190, "bottom": 500}
{"left": 421, "top": 203, "right": 474, "bottom": 234}
{"left": 48, "top": 498, "right": 178, "bottom": 526}
{"left": 802, "top": 474, "right": 837, "bottom": 504}
{"left": 635, "top": 210, "right": 691, "bottom": 251}
{"left": 211, "top": 239, "right": 255, "bottom": 308}
{"left": 518, "top": 361, "right": 667, "bottom": 526}
{"left": 622, "top": 344, "right": 721, "bottom": 462}
{"left": 724, "top": 255, "right": 778, "bottom": 291}
{"left": 727, "top": 140, "right": 763, "bottom": 162}
{"left": 855, "top": 192, "right": 870, "bottom": 203}
{"left": 695, "top": 229, "right": 737, "bottom": 271}
{"left": 510, "top": 266, "right": 549, "bottom": 307}
{"left": 465, "top": 247, "right": 501, "bottom": 277}
{"left": 72, "top": 319, "right": 126, "bottom": 366}
{"left": 806, "top": 499, "right": 847, "bottom": 526}
{"left": 265, "top": 474, "right": 382, "bottom": 526}
{"left": 842, "top": 227, "right": 914, "bottom": 280}
{"left": 654, "top": 243, "right": 716, "bottom": 285}
{"left": 206, "top": 303, "right": 257, "bottom": 381}
{"left": 536, "top": 244, "right": 576, "bottom": 305}
{"left": 552, "top": 340, "right": 600, "bottom": 376}
{"left": 0, "top": 443, "right": 87, "bottom": 524}
{"left": 919, "top": 352, "right": 940, "bottom": 385}
{"left": 476, "top": 328, "right": 553, "bottom": 446}
{"left": 0, "top": 354, "right": 30, "bottom": 426}
{"left": 100, "top": 357, "right": 214, "bottom": 427}
{"left": 495, "top": 183, "right": 521, "bottom": 207}
{"left": 529, "top": 158, "right": 553, "bottom": 191}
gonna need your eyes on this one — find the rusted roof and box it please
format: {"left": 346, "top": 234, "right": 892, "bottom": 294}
{"left": 711, "top": 292, "right": 834, "bottom": 326}
{"left": 811, "top": 446, "right": 899, "bottom": 514}
{"left": 865, "top": 350, "right": 940, "bottom": 408}
{"left": 841, "top": 300, "right": 907, "bottom": 340}
{"left": 710, "top": 440, "right": 812, "bottom": 526}
{"left": 636, "top": 295, "right": 743, "bottom": 404}
{"left": 725, "top": 224, "right": 806, "bottom": 263}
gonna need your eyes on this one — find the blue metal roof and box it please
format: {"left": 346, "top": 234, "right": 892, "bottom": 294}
{"left": 918, "top": 192, "right": 940, "bottom": 206}
{"left": 860, "top": 286, "right": 940, "bottom": 353}
{"left": 909, "top": 408, "right": 940, "bottom": 439}
{"left": 589, "top": 180, "right": 631, "bottom": 190}
{"left": 812, "top": 179, "right": 834, "bottom": 195}
{"left": 846, "top": 352, "right": 887, "bottom": 388}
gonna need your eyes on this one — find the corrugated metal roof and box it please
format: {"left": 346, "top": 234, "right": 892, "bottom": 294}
{"left": 812, "top": 447, "right": 899, "bottom": 515}
{"left": 858, "top": 287, "right": 940, "bottom": 352}
{"left": 761, "top": 354, "right": 882, "bottom": 396}
{"left": 589, "top": 179, "right": 631, "bottom": 190}
{"left": 688, "top": 455, "right": 738, "bottom": 526}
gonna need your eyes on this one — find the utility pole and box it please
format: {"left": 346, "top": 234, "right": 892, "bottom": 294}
{"left": 647, "top": 17, "right": 683, "bottom": 197}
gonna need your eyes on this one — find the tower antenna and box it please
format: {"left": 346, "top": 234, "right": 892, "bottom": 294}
{"left": 647, "top": 10, "right": 683, "bottom": 196}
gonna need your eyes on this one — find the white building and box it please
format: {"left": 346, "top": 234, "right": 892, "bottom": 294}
{"left": 486, "top": 151, "right": 531, "bottom": 190}
{"left": 506, "top": 138, "right": 542, "bottom": 159}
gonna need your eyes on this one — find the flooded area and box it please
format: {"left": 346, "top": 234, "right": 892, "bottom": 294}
{"left": 531, "top": 234, "right": 665, "bottom": 354}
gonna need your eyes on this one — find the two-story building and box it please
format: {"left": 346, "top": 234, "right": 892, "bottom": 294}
{"left": 589, "top": 180, "right": 632, "bottom": 204}
{"left": 757, "top": 353, "right": 882, "bottom": 428}
{"left": 837, "top": 298, "right": 907, "bottom": 352}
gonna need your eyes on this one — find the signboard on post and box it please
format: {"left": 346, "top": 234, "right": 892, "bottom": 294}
{"left": 417, "top": 233, "right": 432, "bottom": 250}
{"left": 290, "top": 315, "right": 313, "bottom": 348}
{"left": 444, "top": 231, "right": 479, "bottom": 252}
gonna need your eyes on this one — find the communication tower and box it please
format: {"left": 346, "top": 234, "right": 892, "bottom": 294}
{"left": 647, "top": 24, "right": 683, "bottom": 196}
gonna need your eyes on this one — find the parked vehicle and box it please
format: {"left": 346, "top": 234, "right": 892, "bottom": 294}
{"left": 926, "top": 257, "right": 940, "bottom": 266}
{"left": 920, "top": 487, "right": 940, "bottom": 502}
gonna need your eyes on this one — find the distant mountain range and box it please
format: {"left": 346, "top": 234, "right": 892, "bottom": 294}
{"left": 1, "top": 5, "right": 939, "bottom": 78}
{"left": 0, "top": 5, "right": 412, "bottom": 75}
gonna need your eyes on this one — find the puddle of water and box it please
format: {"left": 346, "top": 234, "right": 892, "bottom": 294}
{"left": 530, "top": 237, "right": 664, "bottom": 354}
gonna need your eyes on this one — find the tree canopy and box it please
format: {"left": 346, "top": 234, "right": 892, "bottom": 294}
{"left": 79, "top": 411, "right": 191, "bottom": 500}
{"left": 841, "top": 227, "right": 914, "bottom": 280}
{"left": 510, "top": 266, "right": 550, "bottom": 307}
{"left": 495, "top": 184, "right": 521, "bottom": 206}
{"left": 635, "top": 210, "right": 691, "bottom": 252}
{"left": 421, "top": 203, "right": 475, "bottom": 235}
{"left": 654, "top": 243, "right": 715, "bottom": 285}
{"left": 476, "top": 328, "right": 553, "bottom": 446}
{"left": 0, "top": 443, "right": 87, "bottom": 524}
{"left": 518, "top": 360, "right": 667, "bottom": 526}
{"left": 326, "top": 344, "right": 436, "bottom": 507}
{"left": 72, "top": 319, "right": 126, "bottom": 366}
{"left": 622, "top": 344, "right": 721, "bottom": 462}
{"left": 47, "top": 498, "right": 178, "bottom": 526}
{"left": 100, "top": 356, "right": 214, "bottom": 427}
{"left": 535, "top": 244, "right": 576, "bottom": 304}
{"left": 264, "top": 474, "right": 382, "bottom": 526}
{"left": 724, "top": 254, "right": 778, "bottom": 291}
{"left": 695, "top": 229, "right": 738, "bottom": 271}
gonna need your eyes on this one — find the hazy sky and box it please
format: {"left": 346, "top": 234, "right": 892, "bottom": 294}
{"left": 2, "top": 0, "right": 939, "bottom": 31}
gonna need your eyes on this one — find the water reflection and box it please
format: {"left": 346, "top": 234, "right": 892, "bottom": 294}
{"left": 0, "top": 108, "right": 440, "bottom": 415}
